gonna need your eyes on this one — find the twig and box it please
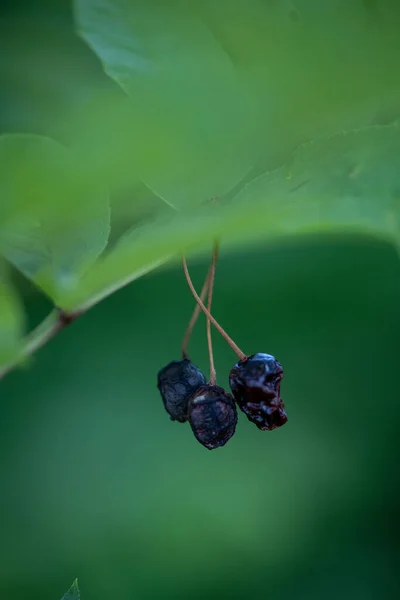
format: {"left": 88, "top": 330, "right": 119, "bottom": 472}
{"left": 207, "top": 243, "right": 219, "bottom": 385}
{"left": 182, "top": 256, "right": 246, "bottom": 361}
{"left": 0, "top": 308, "right": 80, "bottom": 380}
{"left": 182, "top": 263, "right": 212, "bottom": 359}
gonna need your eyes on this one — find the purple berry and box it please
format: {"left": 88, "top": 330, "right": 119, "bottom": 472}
{"left": 188, "top": 385, "right": 238, "bottom": 450}
{"left": 157, "top": 359, "right": 206, "bottom": 422}
{"left": 229, "top": 353, "right": 287, "bottom": 431}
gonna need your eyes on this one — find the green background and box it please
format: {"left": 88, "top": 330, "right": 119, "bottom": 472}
{"left": 1, "top": 1, "right": 400, "bottom": 599}
{"left": 1, "top": 237, "right": 400, "bottom": 600}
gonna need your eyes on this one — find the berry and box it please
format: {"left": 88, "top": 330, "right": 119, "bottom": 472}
{"left": 157, "top": 359, "right": 206, "bottom": 422}
{"left": 188, "top": 385, "right": 238, "bottom": 450}
{"left": 229, "top": 353, "right": 287, "bottom": 431}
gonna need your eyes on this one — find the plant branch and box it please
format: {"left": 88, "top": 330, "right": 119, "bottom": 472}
{"left": 0, "top": 245, "right": 242, "bottom": 382}
{"left": 0, "top": 257, "right": 169, "bottom": 380}
{"left": 0, "top": 308, "right": 80, "bottom": 380}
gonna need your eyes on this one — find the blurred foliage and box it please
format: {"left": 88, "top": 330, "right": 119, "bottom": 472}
{"left": 1, "top": 0, "right": 400, "bottom": 358}
{"left": 0, "top": 1, "right": 400, "bottom": 599}
{"left": 0, "top": 134, "right": 110, "bottom": 304}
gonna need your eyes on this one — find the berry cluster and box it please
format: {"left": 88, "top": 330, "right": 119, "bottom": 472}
{"left": 158, "top": 360, "right": 238, "bottom": 450}
{"left": 157, "top": 244, "right": 288, "bottom": 450}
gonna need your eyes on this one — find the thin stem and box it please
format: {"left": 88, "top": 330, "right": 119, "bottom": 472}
{"left": 182, "top": 256, "right": 246, "bottom": 361}
{"left": 207, "top": 243, "right": 219, "bottom": 385}
{"left": 182, "top": 263, "right": 212, "bottom": 359}
{"left": 0, "top": 308, "right": 79, "bottom": 380}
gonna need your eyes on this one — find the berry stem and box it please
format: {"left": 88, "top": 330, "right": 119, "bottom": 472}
{"left": 182, "top": 263, "right": 212, "bottom": 360}
{"left": 182, "top": 255, "right": 246, "bottom": 361}
{"left": 207, "top": 242, "right": 219, "bottom": 385}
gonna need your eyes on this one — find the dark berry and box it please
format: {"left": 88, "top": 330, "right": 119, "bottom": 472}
{"left": 229, "top": 353, "right": 287, "bottom": 431}
{"left": 157, "top": 359, "right": 206, "bottom": 422}
{"left": 188, "top": 385, "right": 238, "bottom": 450}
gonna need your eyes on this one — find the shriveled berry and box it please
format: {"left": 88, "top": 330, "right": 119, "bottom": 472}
{"left": 188, "top": 385, "right": 238, "bottom": 450}
{"left": 229, "top": 353, "right": 287, "bottom": 431}
{"left": 157, "top": 359, "right": 206, "bottom": 422}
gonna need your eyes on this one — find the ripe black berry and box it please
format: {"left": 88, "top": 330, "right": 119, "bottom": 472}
{"left": 157, "top": 359, "right": 206, "bottom": 422}
{"left": 229, "top": 353, "right": 287, "bottom": 431}
{"left": 188, "top": 385, "right": 238, "bottom": 450}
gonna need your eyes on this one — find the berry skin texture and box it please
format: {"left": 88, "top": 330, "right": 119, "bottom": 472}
{"left": 188, "top": 385, "right": 238, "bottom": 450}
{"left": 229, "top": 353, "right": 287, "bottom": 431}
{"left": 157, "top": 359, "right": 207, "bottom": 422}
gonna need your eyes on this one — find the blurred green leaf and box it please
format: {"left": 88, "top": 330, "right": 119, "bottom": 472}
{"left": 0, "top": 267, "right": 24, "bottom": 367}
{"left": 232, "top": 122, "right": 400, "bottom": 238}
{"left": 62, "top": 92, "right": 142, "bottom": 194}
{"left": 61, "top": 123, "right": 400, "bottom": 311}
{"left": 0, "top": 134, "right": 110, "bottom": 306}
{"left": 74, "top": 0, "right": 261, "bottom": 208}
{"left": 61, "top": 579, "right": 80, "bottom": 600}
{"left": 74, "top": 0, "right": 400, "bottom": 202}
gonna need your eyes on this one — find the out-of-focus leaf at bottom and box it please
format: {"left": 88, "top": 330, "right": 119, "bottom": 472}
{"left": 61, "top": 579, "right": 80, "bottom": 600}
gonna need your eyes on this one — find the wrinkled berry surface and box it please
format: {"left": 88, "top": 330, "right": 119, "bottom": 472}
{"left": 157, "top": 359, "right": 206, "bottom": 422}
{"left": 229, "top": 353, "right": 287, "bottom": 431}
{"left": 188, "top": 385, "right": 238, "bottom": 450}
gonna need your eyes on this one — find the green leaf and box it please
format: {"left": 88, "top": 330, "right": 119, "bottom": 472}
{"left": 74, "top": 0, "right": 400, "bottom": 204}
{"left": 74, "top": 0, "right": 261, "bottom": 208}
{"left": 0, "top": 134, "right": 110, "bottom": 307}
{"left": 0, "top": 268, "right": 24, "bottom": 368}
{"left": 60, "top": 123, "right": 400, "bottom": 311}
{"left": 200, "top": 1, "right": 400, "bottom": 155}
{"left": 61, "top": 579, "right": 80, "bottom": 600}
{"left": 232, "top": 123, "right": 400, "bottom": 237}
